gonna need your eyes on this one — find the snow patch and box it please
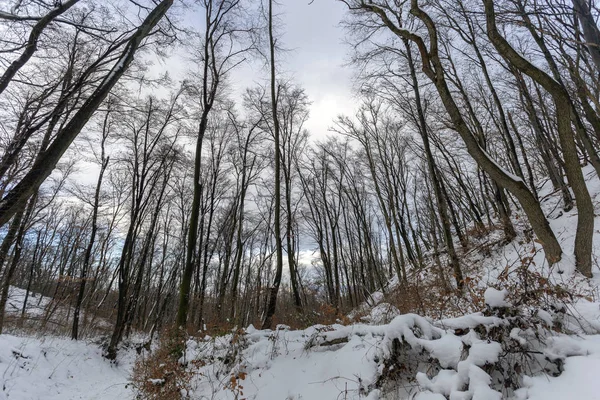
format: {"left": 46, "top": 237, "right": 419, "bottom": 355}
{"left": 484, "top": 287, "right": 509, "bottom": 308}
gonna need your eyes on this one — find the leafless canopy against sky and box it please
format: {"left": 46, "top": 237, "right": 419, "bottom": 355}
{"left": 274, "top": 0, "right": 355, "bottom": 137}
{"left": 195, "top": 0, "right": 356, "bottom": 138}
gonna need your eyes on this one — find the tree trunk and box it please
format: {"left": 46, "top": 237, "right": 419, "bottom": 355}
{"left": 484, "top": 0, "right": 594, "bottom": 276}
{"left": 0, "top": 0, "right": 174, "bottom": 229}
{"left": 404, "top": 39, "right": 463, "bottom": 289}
{"left": 360, "top": 2, "right": 563, "bottom": 266}
{"left": 262, "top": 0, "right": 283, "bottom": 330}
{"left": 72, "top": 117, "right": 110, "bottom": 340}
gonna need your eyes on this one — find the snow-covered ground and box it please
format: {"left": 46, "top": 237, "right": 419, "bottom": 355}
{"left": 3, "top": 310, "right": 600, "bottom": 399}
{"left": 180, "top": 301, "right": 600, "bottom": 399}
{"left": 3, "top": 166, "right": 600, "bottom": 399}
{"left": 5, "top": 286, "right": 51, "bottom": 319}
{"left": 0, "top": 334, "right": 134, "bottom": 400}
{"left": 520, "top": 334, "right": 600, "bottom": 400}
{"left": 4, "top": 285, "right": 112, "bottom": 338}
{"left": 1, "top": 288, "right": 132, "bottom": 399}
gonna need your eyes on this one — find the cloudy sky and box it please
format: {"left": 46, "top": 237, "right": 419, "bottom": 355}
{"left": 73, "top": 1, "right": 356, "bottom": 181}
{"left": 159, "top": 0, "right": 359, "bottom": 139}
{"left": 228, "top": 0, "right": 358, "bottom": 139}
{"left": 69, "top": 1, "right": 357, "bottom": 266}
{"left": 230, "top": 0, "right": 357, "bottom": 264}
{"left": 278, "top": 0, "right": 357, "bottom": 136}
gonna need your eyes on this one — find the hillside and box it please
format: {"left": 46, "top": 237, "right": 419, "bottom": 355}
{"left": 2, "top": 0, "right": 600, "bottom": 399}
{"left": 2, "top": 167, "right": 600, "bottom": 400}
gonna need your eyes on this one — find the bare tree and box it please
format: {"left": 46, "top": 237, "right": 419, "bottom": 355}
{"left": 177, "top": 0, "right": 249, "bottom": 329}
{"left": 0, "top": 0, "right": 175, "bottom": 228}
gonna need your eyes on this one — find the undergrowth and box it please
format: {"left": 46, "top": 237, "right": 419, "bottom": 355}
{"left": 131, "top": 329, "right": 195, "bottom": 400}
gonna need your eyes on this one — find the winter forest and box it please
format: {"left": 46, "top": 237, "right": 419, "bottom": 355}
{"left": 2, "top": 0, "right": 600, "bottom": 399}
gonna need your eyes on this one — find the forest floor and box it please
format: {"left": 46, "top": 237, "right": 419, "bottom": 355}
{"left": 0, "top": 287, "right": 135, "bottom": 399}
{"left": 0, "top": 333, "right": 134, "bottom": 400}
{"left": 3, "top": 167, "right": 600, "bottom": 399}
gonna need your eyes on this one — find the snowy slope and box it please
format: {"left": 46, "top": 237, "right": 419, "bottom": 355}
{"left": 518, "top": 334, "right": 600, "bottom": 400}
{"left": 4, "top": 286, "right": 113, "bottom": 337}
{"left": 2, "top": 167, "right": 600, "bottom": 399}
{"left": 0, "top": 334, "right": 134, "bottom": 400}
{"left": 175, "top": 166, "right": 600, "bottom": 399}
{"left": 5, "top": 287, "right": 51, "bottom": 318}
{"left": 179, "top": 306, "right": 600, "bottom": 399}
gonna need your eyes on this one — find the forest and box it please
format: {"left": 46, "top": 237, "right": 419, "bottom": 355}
{"left": 1, "top": 0, "right": 600, "bottom": 399}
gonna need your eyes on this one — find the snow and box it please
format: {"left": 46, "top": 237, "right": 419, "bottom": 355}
{"left": 437, "top": 313, "right": 504, "bottom": 330}
{"left": 362, "top": 303, "right": 400, "bottom": 324}
{"left": 1, "top": 292, "right": 600, "bottom": 399}
{"left": 100, "top": 47, "right": 133, "bottom": 88}
{"left": 418, "top": 334, "right": 462, "bottom": 368}
{"left": 484, "top": 287, "right": 509, "bottom": 308}
{"left": 417, "top": 369, "right": 459, "bottom": 397}
{"left": 514, "top": 335, "right": 600, "bottom": 400}
{"left": 466, "top": 365, "right": 502, "bottom": 400}
{"left": 172, "top": 165, "right": 600, "bottom": 399}
{"left": 188, "top": 326, "right": 380, "bottom": 399}
{"left": 461, "top": 337, "right": 502, "bottom": 366}
{"left": 0, "top": 334, "right": 134, "bottom": 400}
{"left": 487, "top": 151, "right": 525, "bottom": 184}
{"left": 181, "top": 311, "right": 527, "bottom": 399}
{"left": 4, "top": 286, "right": 112, "bottom": 336}
{"left": 414, "top": 393, "right": 446, "bottom": 400}
{"left": 3, "top": 166, "right": 600, "bottom": 399}
{"left": 6, "top": 286, "right": 51, "bottom": 318}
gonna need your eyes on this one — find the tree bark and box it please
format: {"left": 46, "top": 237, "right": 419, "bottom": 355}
{"left": 404, "top": 39, "right": 463, "bottom": 289}
{"left": 573, "top": 0, "right": 600, "bottom": 74}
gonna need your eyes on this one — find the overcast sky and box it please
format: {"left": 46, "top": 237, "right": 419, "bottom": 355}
{"left": 279, "top": 0, "right": 357, "bottom": 136}
{"left": 66, "top": 1, "right": 357, "bottom": 266}
{"left": 73, "top": 1, "right": 356, "bottom": 184}
{"left": 228, "top": 0, "right": 358, "bottom": 139}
